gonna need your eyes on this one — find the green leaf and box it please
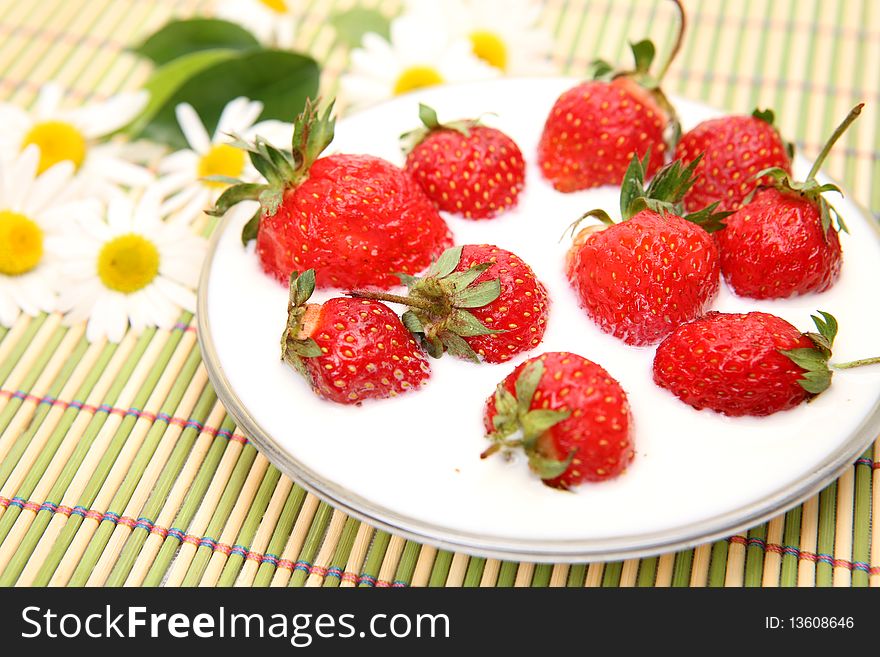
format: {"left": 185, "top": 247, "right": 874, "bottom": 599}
{"left": 811, "top": 311, "right": 838, "bottom": 347}
{"left": 446, "top": 310, "right": 500, "bottom": 337}
{"left": 521, "top": 409, "right": 572, "bottom": 443}
{"left": 796, "top": 369, "right": 833, "bottom": 395}
{"left": 286, "top": 338, "right": 322, "bottom": 358}
{"left": 395, "top": 272, "right": 419, "bottom": 288}
{"left": 514, "top": 360, "right": 545, "bottom": 416}
{"left": 132, "top": 18, "right": 259, "bottom": 65}
{"left": 825, "top": 200, "right": 849, "bottom": 234}
{"left": 130, "top": 49, "right": 320, "bottom": 150}
{"left": 428, "top": 246, "right": 463, "bottom": 278}
{"left": 629, "top": 39, "right": 656, "bottom": 73}
{"left": 330, "top": 7, "right": 392, "bottom": 47}
{"left": 682, "top": 201, "right": 731, "bottom": 233}
{"left": 444, "top": 263, "right": 491, "bottom": 293}
{"left": 781, "top": 347, "right": 826, "bottom": 370}
{"left": 209, "top": 182, "right": 264, "bottom": 217}
{"left": 590, "top": 59, "right": 614, "bottom": 80}
{"left": 293, "top": 269, "right": 317, "bottom": 306}
{"left": 124, "top": 48, "right": 240, "bottom": 140}
{"left": 401, "top": 310, "right": 425, "bottom": 335}
{"left": 240, "top": 209, "right": 261, "bottom": 245}
{"left": 751, "top": 108, "right": 776, "bottom": 126}
{"left": 493, "top": 386, "right": 519, "bottom": 423}
{"left": 753, "top": 166, "right": 791, "bottom": 184}
{"left": 419, "top": 103, "right": 440, "bottom": 129}
{"left": 619, "top": 151, "right": 649, "bottom": 218}
{"left": 258, "top": 187, "right": 283, "bottom": 216}
{"left": 454, "top": 279, "right": 502, "bottom": 308}
{"left": 440, "top": 332, "right": 480, "bottom": 363}
{"left": 527, "top": 451, "right": 576, "bottom": 481}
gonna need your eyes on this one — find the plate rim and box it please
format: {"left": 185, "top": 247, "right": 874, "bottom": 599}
{"left": 196, "top": 77, "right": 880, "bottom": 563}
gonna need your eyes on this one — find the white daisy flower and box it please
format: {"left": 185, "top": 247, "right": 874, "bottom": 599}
{"left": 0, "top": 83, "right": 152, "bottom": 199}
{"left": 339, "top": 14, "right": 498, "bottom": 109}
{"left": 215, "top": 0, "right": 298, "bottom": 49}
{"left": 154, "top": 97, "right": 291, "bottom": 226}
{"left": 55, "top": 189, "right": 207, "bottom": 343}
{"left": 0, "top": 146, "right": 97, "bottom": 327}
{"left": 403, "top": 0, "right": 556, "bottom": 75}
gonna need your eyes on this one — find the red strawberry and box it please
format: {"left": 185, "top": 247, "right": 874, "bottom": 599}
{"left": 537, "top": 28, "right": 685, "bottom": 192}
{"left": 716, "top": 105, "right": 862, "bottom": 299}
{"left": 653, "top": 311, "right": 839, "bottom": 417}
{"left": 402, "top": 104, "right": 525, "bottom": 219}
{"left": 350, "top": 244, "right": 550, "bottom": 363}
{"left": 281, "top": 270, "right": 431, "bottom": 404}
{"left": 565, "top": 154, "right": 727, "bottom": 346}
{"left": 674, "top": 109, "right": 793, "bottom": 212}
{"left": 481, "top": 352, "right": 634, "bottom": 488}
{"left": 211, "top": 99, "right": 453, "bottom": 290}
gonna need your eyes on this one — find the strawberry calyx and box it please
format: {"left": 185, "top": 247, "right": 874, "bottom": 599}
{"left": 751, "top": 107, "right": 796, "bottom": 159}
{"left": 567, "top": 152, "right": 731, "bottom": 237}
{"left": 754, "top": 104, "right": 863, "bottom": 235}
{"left": 348, "top": 245, "right": 504, "bottom": 362}
{"left": 480, "top": 359, "right": 574, "bottom": 481}
{"left": 280, "top": 269, "right": 323, "bottom": 378}
{"left": 781, "top": 310, "right": 880, "bottom": 391}
{"left": 207, "top": 97, "right": 337, "bottom": 246}
{"left": 591, "top": 0, "right": 686, "bottom": 144}
{"left": 399, "top": 103, "right": 483, "bottom": 155}
{"left": 779, "top": 311, "right": 838, "bottom": 396}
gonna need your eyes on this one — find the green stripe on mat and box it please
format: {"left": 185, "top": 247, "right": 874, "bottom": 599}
{"left": 68, "top": 345, "right": 205, "bottom": 586}
{"left": 253, "top": 484, "right": 308, "bottom": 587}
{"left": 181, "top": 443, "right": 259, "bottom": 586}
{"left": 143, "top": 415, "right": 239, "bottom": 587}
{"left": 0, "top": 0, "right": 876, "bottom": 589}
{"left": 216, "top": 466, "right": 283, "bottom": 587}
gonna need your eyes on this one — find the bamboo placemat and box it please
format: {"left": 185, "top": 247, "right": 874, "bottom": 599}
{"left": 0, "top": 0, "right": 878, "bottom": 587}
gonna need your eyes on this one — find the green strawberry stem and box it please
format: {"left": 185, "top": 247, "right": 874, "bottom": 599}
{"left": 280, "top": 270, "right": 323, "bottom": 377}
{"left": 806, "top": 104, "right": 863, "bottom": 182}
{"left": 655, "top": 0, "right": 686, "bottom": 81}
{"left": 483, "top": 360, "right": 573, "bottom": 481}
{"left": 399, "top": 104, "right": 480, "bottom": 155}
{"left": 833, "top": 356, "right": 880, "bottom": 370}
{"left": 346, "top": 246, "right": 503, "bottom": 362}
{"left": 207, "top": 97, "right": 337, "bottom": 245}
{"left": 347, "top": 289, "right": 435, "bottom": 312}
{"left": 570, "top": 152, "right": 729, "bottom": 235}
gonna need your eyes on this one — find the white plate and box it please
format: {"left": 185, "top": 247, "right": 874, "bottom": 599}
{"left": 197, "top": 78, "right": 880, "bottom": 562}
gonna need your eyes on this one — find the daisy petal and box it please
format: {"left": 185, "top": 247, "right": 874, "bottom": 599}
{"left": 35, "top": 83, "right": 64, "bottom": 119}
{"left": 175, "top": 103, "right": 212, "bottom": 154}
{"left": 0, "top": 288, "right": 21, "bottom": 327}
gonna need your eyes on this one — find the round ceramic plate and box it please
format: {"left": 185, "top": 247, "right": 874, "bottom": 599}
{"left": 197, "top": 78, "right": 880, "bottom": 563}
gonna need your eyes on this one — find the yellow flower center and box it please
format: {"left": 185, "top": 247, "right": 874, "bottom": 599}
{"left": 0, "top": 210, "right": 44, "bottom": 276}
{"left": 393, "top": 66, "right": 445, "bottom": 95}
{"left": 97, "top": 234, "right": 160, "bottom": 293}
{"left": 21, "top": 120, "right": 87, "bottom": 174}
{"left": 197, "top": 143, "right": 247, "bottom": 188}
{"left": 470, "top": 30, "right": 508, "bottom": 71}
{"left": 259, "top": 0, "right": 287, "bottom": 12}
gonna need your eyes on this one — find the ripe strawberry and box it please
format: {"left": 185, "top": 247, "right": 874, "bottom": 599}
{"left": 654, "top": 311, "right": 844, "bottom": 417}
{"left": 402, "top": 104, "right": 525, "bottom": 219}
{"left": 674, "top": 109, "right": 793, "bottom": 212}
{"left": 537, "top": 30, "right": 684, "bottom": 191}
{"left": 716, "top": 105, "right": 862, "bottom": 299}
{"left": 281, "top": 270, "right": 431, "bottom": 404}
{"left": 481, "top": 352, "right": 634, "bottom": 488}
{"left": 210, "top": 99, "right": 453, "bottom": 290}
{"left": 350, "top": 244, "right": 549, "bottom": 363}
{"left": 565, "top": 154, "right": 727, "bottom": 346}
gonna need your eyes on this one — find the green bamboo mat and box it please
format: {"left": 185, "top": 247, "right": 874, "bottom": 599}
{"left": 0, "top": 0, "right": 878, "bottom": 588}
